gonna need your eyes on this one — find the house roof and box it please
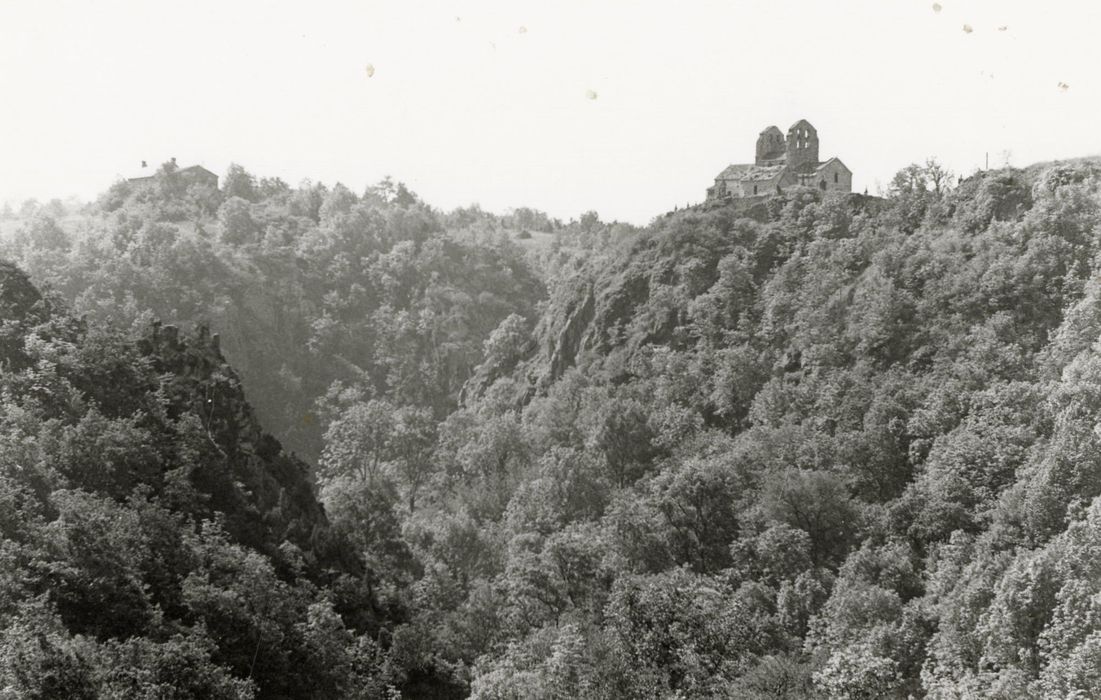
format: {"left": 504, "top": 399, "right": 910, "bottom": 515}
{"left": 814, "top": 157, "right": 851, "bottom": 174}
{"left": 784, "top": 159, "right": 852, "bottom": 177}
{"left": 715, "top": 163, "right": 787, "bottom": 183}
{"left": 715, "top": 155, "right": 849, "bottom": 189}
{"left": 127, "top": 164, "right": 217, "bottom": 183}
{"left": 177, "top": 165, "right": 217, "bottom": 178}
{"left": 789, "top": 161, "right": 822, "bottom": 175}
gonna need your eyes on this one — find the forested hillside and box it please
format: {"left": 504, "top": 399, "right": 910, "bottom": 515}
{"left": 4, "top": 158, "right": 1101, "bottom": 698}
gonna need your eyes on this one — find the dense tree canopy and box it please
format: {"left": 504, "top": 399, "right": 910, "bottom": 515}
{"left": 5, "top": 158, "right": 1101, "bottom": 696}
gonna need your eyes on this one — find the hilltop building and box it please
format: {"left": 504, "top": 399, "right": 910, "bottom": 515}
{"left": 127, "top": 158, "right": 219, "bottom": 189}
{"left": 707, "top": 119, "right": 851, "bottom": 200}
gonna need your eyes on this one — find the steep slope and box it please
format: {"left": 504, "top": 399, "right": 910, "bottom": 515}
{"left": 8, "top": 158, "right": 1101, "bottom": 697}
{"left": 0, "top": 264, "right": 397, "bottom": 698}
{"left": 451, "top": 162, "right": 1101, "bottom": 697}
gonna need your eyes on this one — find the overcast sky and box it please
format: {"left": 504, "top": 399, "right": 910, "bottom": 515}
{"left": 1, "top": 0, "right": 1098, "bottom": 223}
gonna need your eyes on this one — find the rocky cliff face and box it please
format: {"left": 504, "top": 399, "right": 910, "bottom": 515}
{"left": 546, "top": 282, "right": 596, "bottom": 381}
{"left": 0, "top": 260, "right": 42, "bottom": 318}
{"left": 0, "top": 261, "right": 333, "bottom": 568}
{"left": 538, "top": 267, "right": 662, "bottom": 385}
{"left": 135, "top": 320, "right": 330, "bottom": 556}
{"left": 0, "top": 261, "right": 51, "bottom": 371}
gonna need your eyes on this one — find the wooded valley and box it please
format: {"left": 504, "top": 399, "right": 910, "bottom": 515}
{"left": 2, "top": 158, "right": 1101, "bottom": 698}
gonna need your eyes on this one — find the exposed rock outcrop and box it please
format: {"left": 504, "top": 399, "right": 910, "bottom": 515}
{"left": 0, "top": 260, "right": 43, "bottom": 320}
{"left": 547, "top": 283, "right": 596, "bottom": 381}
{"left": 137, "top": 320, "right": 329, "bottom": 554}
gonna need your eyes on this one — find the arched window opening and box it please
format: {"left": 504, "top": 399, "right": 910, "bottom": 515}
{"left": 834, "top": 172, "right": 838, "bottom": 183}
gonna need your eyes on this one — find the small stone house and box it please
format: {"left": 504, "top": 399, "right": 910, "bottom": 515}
{"left": 128, "top": 158, "right": 219, "bottom": 190}
{"left": 707, "top": 119, "right": 852, "bottom": 200}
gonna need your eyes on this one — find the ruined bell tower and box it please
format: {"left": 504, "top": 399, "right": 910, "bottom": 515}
{"left": 785, "top": 119, "right": 819, "bottom": 169}
{"left": 755, "top": 126, "right": 786, "bottom": 164}
{"left": 707, "top": 118, "right": 851, "bottom": 201}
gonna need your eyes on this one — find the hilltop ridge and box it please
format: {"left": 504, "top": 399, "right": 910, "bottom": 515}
{"left": 4, "top": 156, "right": 1101, "bottom": 697}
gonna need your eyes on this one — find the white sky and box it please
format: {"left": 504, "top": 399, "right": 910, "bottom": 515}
{"left": 1, "top": 0, "right": 1099, "bottom": 224}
